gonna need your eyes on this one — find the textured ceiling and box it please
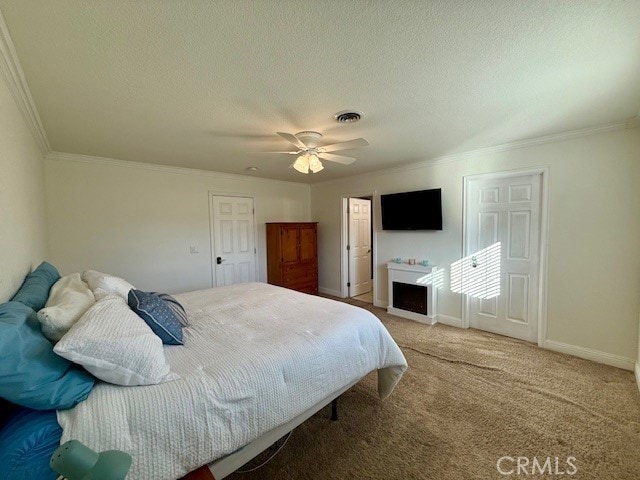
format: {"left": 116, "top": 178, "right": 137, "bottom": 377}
{"left": 1, "top": 0, "right": 639, "bottom": 183}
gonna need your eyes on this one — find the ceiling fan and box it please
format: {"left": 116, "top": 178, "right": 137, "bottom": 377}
{"left": 267, "top": 131, "right": 369, "bottom": 174}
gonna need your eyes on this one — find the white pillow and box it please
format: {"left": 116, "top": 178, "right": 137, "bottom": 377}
{"left": 81, "top": 269, "right": 134, "bottom": 300}
{"left": 54, "top": 295, "right": 178, "bottom": 386}
{"left": 37, "top": 273, "right": 95, "bottom": 342}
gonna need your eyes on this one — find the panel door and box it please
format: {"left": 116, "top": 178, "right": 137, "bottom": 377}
{"left": 349, "top": 198, "right": 372, "bottom": 297}
{"left": 211, "top": 196, "right": 256, "bottom": 286}
{"left": 464, "top": 174, "right": 541, "bottom": 342}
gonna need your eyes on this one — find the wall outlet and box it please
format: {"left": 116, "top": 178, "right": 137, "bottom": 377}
{"left": 189, "top": 246, "right": 199, "bottom": 254}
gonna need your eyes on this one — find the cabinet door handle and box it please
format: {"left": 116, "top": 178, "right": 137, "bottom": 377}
{"left": 216, "top": 257, "right": 225, "bottom": 265}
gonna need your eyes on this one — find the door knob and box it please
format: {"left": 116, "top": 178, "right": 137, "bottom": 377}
{"left": 216, "top": 257, "right": 225, "bottom": 265}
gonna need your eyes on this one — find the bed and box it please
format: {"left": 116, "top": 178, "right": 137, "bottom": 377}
{"left": 2, "top": 274, "right": 407, "bottom": 480}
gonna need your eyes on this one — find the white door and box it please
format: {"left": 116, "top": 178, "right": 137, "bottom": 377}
{"left": 349, "top": 198, "right": 372, "bottom": 297}
{"left": 463, "top": 173, "right": 542, "bottom": 342}
{"left": 210, "top": 195, "right": 256, "bottom": 287}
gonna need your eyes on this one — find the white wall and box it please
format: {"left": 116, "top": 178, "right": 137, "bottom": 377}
{"left": 0, "top": 75, "right": 48, "bottom": 302}
{"left": 45, "top": 155, "right": 311, "bottom": 294}
{"left": 311, "top": 126, "right": 640, "bottom": 364}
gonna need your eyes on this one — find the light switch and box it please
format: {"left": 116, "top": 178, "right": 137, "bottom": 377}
{"left": 189, "top": 246, "right": 199, "bottom": 254}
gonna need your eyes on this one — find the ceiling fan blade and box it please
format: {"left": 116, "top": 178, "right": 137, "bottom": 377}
{"left": 319, "top": 152, "right": 357, "bottom": 165}
{"left": 277, "top": 132, "right": 306, "bottom": 149}
{"left": 319, "top": 138, "right": 369, "bottom": 153}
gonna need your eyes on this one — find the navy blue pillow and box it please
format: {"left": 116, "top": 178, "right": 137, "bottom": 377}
{"left": 156, "top": 293, "right": 188, "bottom": 326}
{"left": 0, "top": 408, "right": 61, "bottom": 480}
{"left": 11, "top": 262, "right": 60, "bottom": 311}
{"left": 128, "top": 290, "right": 184, "bottom": 345}
{"left": 0, "top": 302, "right": 95, "bottom": 410}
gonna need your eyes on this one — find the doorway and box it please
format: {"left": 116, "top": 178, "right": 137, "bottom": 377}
{"left": 209, "top": 195, "right": 257, "bottom": 287}
{"left": 461, "top": 168, "right": 549, "bottom": 343}
{"left": 342, "top": 194, "right": 375, "bottom": 304}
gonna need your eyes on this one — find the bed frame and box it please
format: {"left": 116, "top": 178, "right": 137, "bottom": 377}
{"left": 183, "top": 377, "right": 360, "bottom": 480}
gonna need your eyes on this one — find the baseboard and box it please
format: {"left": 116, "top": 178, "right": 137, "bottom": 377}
{"left": 318, "top": 287, "right": 342, "bottom": 298}
{"left": 387, "top": 306, "right": 437, "bottom": 325}
{"left": 541, "top": 339, "right": 635, "bottom": 371}
{"left": 635, "top": 362, "right": 640, "bottom": 395}
{"left": 436, "top": 314, "right": 463, "bottom": 328}
{"left": 373, "top": 299, "right": 388, "bottom": 309}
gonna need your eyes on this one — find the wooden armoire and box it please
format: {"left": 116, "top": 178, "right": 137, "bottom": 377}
{"left": 266, "top": 222, "right": 318, "bottom": 294}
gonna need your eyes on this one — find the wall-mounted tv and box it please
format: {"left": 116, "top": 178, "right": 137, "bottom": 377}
{"left": 381, "top": 188, "right": 442, "bottom": 231}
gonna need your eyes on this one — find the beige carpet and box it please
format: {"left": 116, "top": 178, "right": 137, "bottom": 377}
{"left": 352, "top": 291, "right": 373, "bottom": 304}
{"left": 229, "top": 300, "right": 640, "bottom": 479}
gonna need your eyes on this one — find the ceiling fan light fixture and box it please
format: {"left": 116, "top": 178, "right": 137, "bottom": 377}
{"left": 308, "top": 153, "right": 320, "bottom": 167}
{"left": 293, "top": 154, "right": 310, "bottom": 174}
{"left": 311, "top": 163, "right": 324, "bottom": 173}
{"left": 308, "top": 153, "right": 323, "bottom": 173}
{"left": 310, "top": 160, "right": 324, "bottom": 173}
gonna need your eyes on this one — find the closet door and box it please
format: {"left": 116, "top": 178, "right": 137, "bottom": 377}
{"left": 464, "top": 173, "right": 542, "bottom": 342}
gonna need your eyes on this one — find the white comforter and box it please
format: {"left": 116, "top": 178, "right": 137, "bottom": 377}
{"left": 57, "top": 283, "right": 407, "bottom": 480}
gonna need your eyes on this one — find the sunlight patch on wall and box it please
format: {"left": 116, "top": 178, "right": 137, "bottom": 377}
{"left": 450, "top": 242, "right": 501, "bottom": 299}
{"left": 416, "top": 267, "right": 444, "bottom": 289}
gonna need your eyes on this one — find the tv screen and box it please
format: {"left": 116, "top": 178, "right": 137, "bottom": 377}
{"left": 381, "top": 188, "right": 442, "bottom": 230}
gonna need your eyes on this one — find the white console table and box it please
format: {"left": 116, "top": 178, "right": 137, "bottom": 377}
{"left": 387, "top": 262, "right": 439, "bottom": 325}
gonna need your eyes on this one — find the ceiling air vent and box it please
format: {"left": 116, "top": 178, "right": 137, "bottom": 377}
{"left": 334, "top": 110, "right": 363, "bottom": 124}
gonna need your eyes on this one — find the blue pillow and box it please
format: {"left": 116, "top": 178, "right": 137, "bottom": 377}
{"left": 0, "top": 399, "right": 19, "bottom": 429}
{"left": 0, "top": 302, "right": 95, "bottom": 410}
{"left": 10, "top": 262, "right": 60, "bottom": 311}
{"left": 156, "top": 293, "right": 189, "bottom": 326}
{"left": 128, "top": 290, "right": 184, "bottom": 345}
{"left": 0, "top": 408, "right": 61, "bottom": 480}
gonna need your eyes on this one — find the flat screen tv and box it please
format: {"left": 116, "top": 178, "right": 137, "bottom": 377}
{"left": 381, "top": 188, "right": 442, "bottom": 230}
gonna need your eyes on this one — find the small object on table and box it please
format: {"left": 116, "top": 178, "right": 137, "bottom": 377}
{"left": 421, "top": 259, "right": 430, "bottom": 266}
{"left": 394, "top": 257, "right": 402, "bottom": 263}
{"left": 408, "top": 259, "right": 416, "bottom": 265}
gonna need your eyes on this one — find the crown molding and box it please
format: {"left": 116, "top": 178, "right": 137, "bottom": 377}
{"left": 313, "top": 117, "right": 640, "bottom": 187}
{"left": 0, "top": 9, "right": 50, "bottom": 154}
{"left": 46, "top": 151, "right": 311, "bottom": 188}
